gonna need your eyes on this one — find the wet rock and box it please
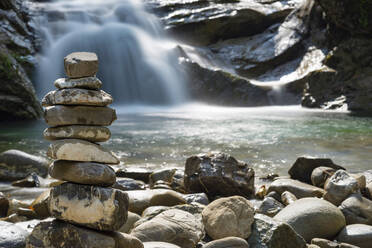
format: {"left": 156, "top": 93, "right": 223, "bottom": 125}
{"left": 288, "top": 157, "right": 344, "bottom": 184}
{"left": 44, "top": 125, "right": 111, "bottom": 142}
{"left": 274, "top": 197, "right": 346, "bottom": 242}
{"left": 324, "top": 170, "right": 360, "bottom": 206}
{"left": 47, "top": 139, "right": 119, "bottom": 164}
{"left": 311, "top": 166, "right": 337, "bottom": 188}
{"left": 113, "top": 178, "right": 146, "bottom": 191}
{"left": 49, "top": 183, "right": 128, "bottom": 231}
{"left": 340, "top": 193, "right": 372, "bottom": 225}
{"left": 30, "top": 189, "right": 50, "bottom": 219}
{"left": 0, "top": 150, "right": 49, "bottom": 181}
{"left": 64, "top": 52, "right": 98, "bottom": 78}
{"left": 202, "top": 196, "right": 254, "bottom": 239}
{"left": 0, "top": 192, "right": 9, "bottom": 217}
{"left": 337, "top": 224, "right": 372, "bottom": 248}
{"left": 143, "top": 242, "right": 180, "bottom": 248}
{"left": 42, "top": 88, "right": 113, "bottom": 107}
{"left": 248, "top": 213, "right": 306, "bottom": 248}
{"left": 257, "top": 196, "right": 284, "bottom": 217}
{"left": 26, "top": 219, "right": 119, "bottom": 248}
{"left": 149, "top": 190, "right": 186, "bottom": 207}
{"left": 184, "top": 193, "right": 209, "bottom": 205}
{"left": 49, "top": 160, "right": 116, "bottom": 186}
{"left": 0, "top": 220, "right": 28, "bottom": 248}
{"left": 44, "top": 105, "right": 117, "bottom": 127}
{"left": 119, "top": 211, "right": 141, "bottom": 233}
{"left": 204, "top": 237, "right": 249, "bottom": 248}
{"left": 267, "top": 178, "right": 325, "bottom": 199}
{"left": 11, "top": 172, "right": 42, "bottom": 187}
{"left": 281, "top": 191, "right": 297, "bottom": 205}
{"left": 54, "top": 76, "right": 102, "bottom": 90}
{"left": 184, "top": 153, "right": 254, "bottom": 198}
{"left": 115, "top": 168, "right": 152, "bottom": 183}
{"left": 131, "top": 209, "right": 204, "bottom": 248}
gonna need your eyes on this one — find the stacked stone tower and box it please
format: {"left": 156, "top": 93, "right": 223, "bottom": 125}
{"left": 26, "top": 52, "right": 129, "bottom": 247}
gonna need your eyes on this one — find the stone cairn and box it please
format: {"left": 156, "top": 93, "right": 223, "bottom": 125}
{"left": 26, "top": 52, "right": 129, "bottom": 247}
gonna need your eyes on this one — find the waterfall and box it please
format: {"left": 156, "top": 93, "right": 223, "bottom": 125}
{"left": 33, "top": 0, "right": 187, "bottom": 105}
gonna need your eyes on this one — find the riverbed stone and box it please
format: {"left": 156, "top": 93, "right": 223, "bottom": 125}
{"left": 0, "top": 150, "right": 49, "bottom": 181}
{"left": 115, "top": 168, "right": 152, "bottom": 183}
{"left": 184, "top": 193, "right": 209, "bottom": 205}
{"left": 0, "top": 192, "right": 9, "bottom": 217}
{"left": 113, "top": 178, "right": 146, "bottom": 191}
{"left": 274, "top": 197, "right": 346, "bottom": 242}
{"left": 311, "top": 166, "right": 337, "bottom": 188}
{"left": 44, "top": 125, "right": 111, "bottom": 142}
{"left": 47, "top": 139, "right": 119, "bottom": 164}
{"left": 49, "top": 160, "right": 116, "bottom": 186}
{"left": 311, "top": 238, "right": 359, "bottom": 248}
{"left": 267, "top": 178, "right": 325, "bottom": 199}
{"left": 366, "top": 182, "right": 372, "bottom": 200}
{"left": 42, "top": 88, "right": 113, "bottom": 107}
{"left": 25, "top": 220, "right": 118, "bottom": 248}
{"left": 127, "top": 189, "right": 170, "bottom": 214}
{"left": 119, "top": 211, "right": 141, "bottom": 233}
{"left": 0, "top": 221, "right": 28, "bottom": 248}
{"left": 54, "top": 77, "right": 102, "bottom": 90}
{"left": 340, "top": 193, "right": 372, "bottom": 225}
{"left": 44, "top": 105, "right": 117, "bottom": 127}
{"left": 64, "top": 52, "right": 98, "bottom": 78}
{"left": 336, "top": 224, "right": 372, "bottom": 248}
{"left": 184, "top": 153, "right": 255, "bottom": 198}
{"left": 30, "top": 189, "right": 50, "bottom": 219}
{"left": 11, "top": 172, "right": 42, "bottom": 187}
{"left": 114, "top": 232, "right": 144, "bottom": 248}
{"left": 257, "top": 196, "right": 284, "bottom": 217}
{"left": 204, "top": 237, "right": 249, "bottom": 248}
{"left": 48, "top": 183, "right": 128, "bottom": 231}
{"left": 202, "top": 196, "right": 254, "bottom": 239}
{"left": 324, "top": 170, "right": 360, "bottom": 206}
{"left": 143, "top": 242, "right": 180, "bottom": 248}
{"left": 149, "top": 190, "right": 186, "bottom": 207}
{"left": 248, "top": 213, "right": 307, "bottom": 248}
{"left": 281, "top": 191, "right": 297, "bottom": 205}
{"left": 288, "top": 157, "right": 344, "bottom": 184}
{"left": 131, "top": 209, "right": 204, "bottom": 248}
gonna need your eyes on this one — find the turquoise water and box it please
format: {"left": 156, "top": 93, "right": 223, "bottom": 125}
{"left": 0, "top": 105, "right": 371, "bottom": 176}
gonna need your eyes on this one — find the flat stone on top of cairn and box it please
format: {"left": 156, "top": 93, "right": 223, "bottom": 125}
{"left": 26, "top": 52, "right": 128, "bottom": 247}
{"left": 64, "top": 52, "right": 99, "bottom": 79}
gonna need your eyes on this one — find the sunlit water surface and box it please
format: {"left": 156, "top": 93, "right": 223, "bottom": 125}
{"left": 0, "top": 105, "right": 371, "bottom": 176}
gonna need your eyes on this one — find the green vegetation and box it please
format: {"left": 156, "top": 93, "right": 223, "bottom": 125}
{"left": 0, "top": 53, "right": 17, "bottom": 80}
{"left": 359, "top": 0, "right": 372, "bottom": 28}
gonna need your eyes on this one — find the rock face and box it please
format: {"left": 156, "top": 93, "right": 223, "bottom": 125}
{"left": 184, "top": 153, "right": 255, "bottom": 198}
{"left": 48, "top": 183, "right": 128, "bottom": 231}
{"left": 202, "top": 196, "right": 255, "bottom": 239}
{"left": 340, "top": 193, "right": 372, "bottom": 225}
{"left": 42, "top": 89, "right": 113, "bottom": 107}
{"left": 54, "top": 77, "right": 102, "bottom": 90}
{"left": 323, "top": 170, "right": 360, "bottom": 206}
{"left": 0, "top": 149, "right": 49, "bottom": 181}
{"left": 267, "top": 178, "right": 325, "bottom": 199}
{"left": 0, "top": 221, "right": 29, "bottom": 248}
{"left": 64, "top": 52, "right": 99, "bottom": 78}
{"left": 288, "top": 157, "right": 344, "bottom": 184}
{"left": 44, "top": 105, "right": 117, "bottom": 127}
{"left": 47, "top": 139, "right": 120, "bottom": 164}
{"left": 49, "top": 160, "right": 116, "bottom": 186}
{"left": 131, "top": 209, "right": 204, "bottom": 248}
{"left": 274, "top": 197, "right": 346, "bottom": 242}
{"left": 44, "top": 125, "right": 111, "bottom": 142}
{"left": 337, "top": 224, "right": 372, "bottom": 248}
{"left": 248, "top": 213, "right": 307, "bottom": 248}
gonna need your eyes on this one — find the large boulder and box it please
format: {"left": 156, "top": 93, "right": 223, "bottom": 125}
{"left": 131, "top": 209, "right": 204, "bottom": 248}
{"left": 323, "top": 170, "right": 360, "bottom": 206}
{"left": 248, "top": 213, "right": 307, "bottom": 248}
{"left": 0, "top": 150, "right": 49, "bottom": 181}
{"left": 274, "top": 197, "right": 346, "bottom": 242}
{"left": 340, "top": 193, "right": 372, "bottom": 225}
{"left": 49, "top": 183, "right": 129, "bottom": 231}
{"left": 337, "top": 224, "right": 372, "bottom": 248}
{"left": 267, "top": 178, "right": 324, "bottom": 199}
{"left": 184, "top": 153, "right": 254, "bottom": 198}
{"left": 202, "top": 196, "right": 255, "bottom": 240}
{"left": 0, "top": 221, "right": 28, "bottom": 248}
{"left": 288, "top": 157, "right": 344, "bottom": 184}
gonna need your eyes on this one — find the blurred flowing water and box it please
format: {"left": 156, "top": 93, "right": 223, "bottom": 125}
{"left": 33, "top": 0, "right": 186, "bottom": 105}
{"left": 0, "top": 105, "right": 371, "bottom": 176}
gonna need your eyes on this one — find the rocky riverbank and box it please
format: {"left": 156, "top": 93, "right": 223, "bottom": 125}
{"left": 1, "top": 149, "right": 372, "bottom": 248}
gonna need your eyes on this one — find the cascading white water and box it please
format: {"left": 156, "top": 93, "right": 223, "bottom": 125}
{"left": 33, "top": 0, "right": 187, "bottom": 105}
